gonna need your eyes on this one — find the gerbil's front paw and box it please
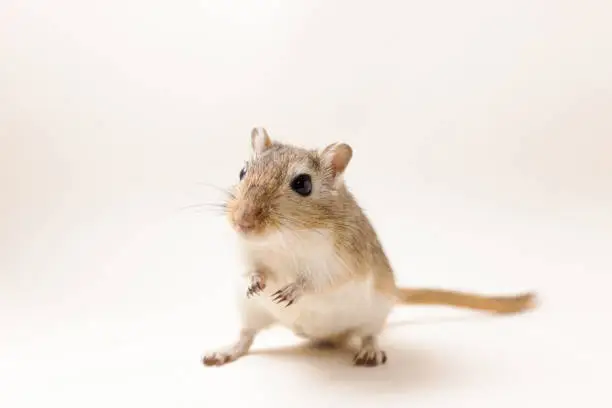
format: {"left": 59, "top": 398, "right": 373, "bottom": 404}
{"left": 271, "top": 283, "right": 302, "bottom": 307}
{"left": 246, "top": 274, "right": 266, "bottom": 298}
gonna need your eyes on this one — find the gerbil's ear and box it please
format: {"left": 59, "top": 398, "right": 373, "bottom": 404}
{"left": 321, "top": 142, "right": 353, "bottom": 177}
{"left": 251, "top": 127, "right": 273, "bottom": 156}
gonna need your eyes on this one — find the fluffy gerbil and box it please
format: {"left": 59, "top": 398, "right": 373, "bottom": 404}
{"left": 202, "top": 127, "right": 536, "bottom": 367}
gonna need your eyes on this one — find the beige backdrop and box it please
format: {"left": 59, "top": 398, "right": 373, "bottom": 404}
{"left": 1, "top": 1, "right": 611, "bottom": 407}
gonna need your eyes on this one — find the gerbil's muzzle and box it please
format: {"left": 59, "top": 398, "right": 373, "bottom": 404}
{"left": 231, "top": 202, "right": 266, "bottom": 234}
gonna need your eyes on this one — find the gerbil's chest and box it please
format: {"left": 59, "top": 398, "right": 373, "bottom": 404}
{"left": 239, "top": 228, "right": 392, "bottom": 339}
{"left": 240, "top": 228, "right": 341, "bottom": 285}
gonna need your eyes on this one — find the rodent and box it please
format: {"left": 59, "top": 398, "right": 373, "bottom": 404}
{"left": 202, "top": 127, "right": 536, "bottom": 367}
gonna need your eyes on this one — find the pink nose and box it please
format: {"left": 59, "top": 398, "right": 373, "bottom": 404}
{"left": 233, "top": 205, "right": 262, "bottom": 233}
{"left": 235, "top": 218, "right": 255, "bottom": 232}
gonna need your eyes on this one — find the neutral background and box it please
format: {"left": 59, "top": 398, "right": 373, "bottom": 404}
{"left": 1, "top": 1, "right": 611, "bottom": 407}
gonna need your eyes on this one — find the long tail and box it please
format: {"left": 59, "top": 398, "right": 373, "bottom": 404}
{"left": 396, "top": 287, "right": 537, "bottom": 314}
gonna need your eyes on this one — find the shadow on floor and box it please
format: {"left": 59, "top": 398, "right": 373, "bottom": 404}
{"left": 245, "top": 315, "right": 492, "bottom": 394}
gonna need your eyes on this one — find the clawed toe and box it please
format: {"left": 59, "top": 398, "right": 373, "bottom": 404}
{"left": 246, "top": 282, "right": 264, "bottom": 298}
{"left": 353, "top": 349, "right": 387, "bottom": 367}
{"left": 271, "top": 285, "right": 299, "bottom": 307}
{"left": 246, "top": 275, "right": 266, "bottom": 298}
{"left": 202, "top": 351, "right": 236, "bottom": 366}
{"left": 272, "top": 291, "right": 295, "bottom": 306}
{"left": 202, "top": 348, "right": 245, "bottom": 367}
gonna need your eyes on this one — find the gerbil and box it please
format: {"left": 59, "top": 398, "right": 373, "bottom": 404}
{"left": 202, "top": 127, "right": 536, "bottom": 367}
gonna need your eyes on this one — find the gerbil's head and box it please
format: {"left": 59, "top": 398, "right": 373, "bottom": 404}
{"left": 226, "top": 127, "right": 353, "bottom": 236}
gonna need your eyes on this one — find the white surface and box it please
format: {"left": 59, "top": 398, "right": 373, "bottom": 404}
{"left": 1, "top": 1, "right": 611, "bottom": 407}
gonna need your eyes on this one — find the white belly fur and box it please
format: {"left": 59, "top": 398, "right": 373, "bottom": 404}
{"left": 255, "top": 277, "right": 394, "bottom": 339}
{"left": 237, "top": 227, "right": 395, "bottom": 339}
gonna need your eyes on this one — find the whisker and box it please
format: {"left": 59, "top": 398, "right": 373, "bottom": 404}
{"left": 195, "top": 181, "right": 236, "bottom": 198}
{"left": 177, "top": 202, "right": 228, "bottom": 212}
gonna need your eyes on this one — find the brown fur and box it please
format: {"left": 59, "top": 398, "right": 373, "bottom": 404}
{"left": 202, "top": 127, "right": 536, "bottom": 368}
{"left": 226, "top": 130, "right": 536, "bottom": 314}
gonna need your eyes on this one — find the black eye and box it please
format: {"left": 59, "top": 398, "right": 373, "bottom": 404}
{"left": 290, "top": 174, "right": 312, "bottom": 196}
{"left": 239, "top": 167, "right": 246, "bottom": 180}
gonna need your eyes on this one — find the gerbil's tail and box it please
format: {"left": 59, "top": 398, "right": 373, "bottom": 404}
{"left": 396, "top": 287, "right": 537, "bottom": 314}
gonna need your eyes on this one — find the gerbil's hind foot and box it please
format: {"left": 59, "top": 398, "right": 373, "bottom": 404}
{"left": 353, "top": 336, "right": 387, "bottom": 367}
{"left": 202, "top": 329, "right": 255, "bottom": 367}
{"left": 353, "top": 349, "right": 387, "bottom": 367}
{"left": 202, "top": 349, "right": 243, "bottom": 366}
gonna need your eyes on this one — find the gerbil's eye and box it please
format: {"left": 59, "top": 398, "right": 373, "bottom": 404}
{"left": 239, "top": 166, "right": 246, "bottom": 180}
{"left": 290, "top": 174, "right": 312, "bottom": 196}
